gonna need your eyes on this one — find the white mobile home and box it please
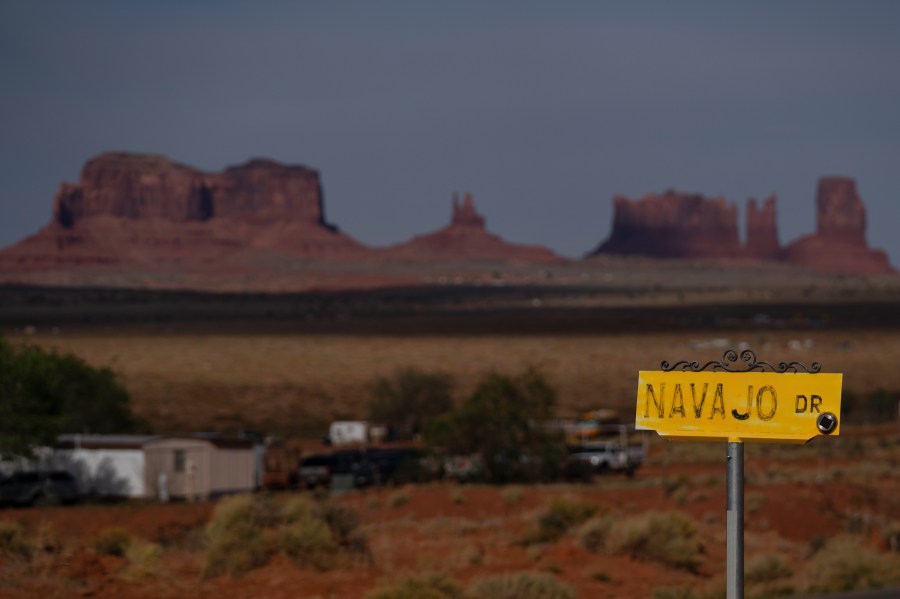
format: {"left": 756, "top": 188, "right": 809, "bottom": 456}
{"left": 53, "top": 435, "right": 159, "bottom": 498}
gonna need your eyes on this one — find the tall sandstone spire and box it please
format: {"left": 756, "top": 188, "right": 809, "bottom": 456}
{"left": 744, "top": 195, "right": 780, "bottom": 260}
{"left": 782, "top": 177, "right": 893, "bottom": 274}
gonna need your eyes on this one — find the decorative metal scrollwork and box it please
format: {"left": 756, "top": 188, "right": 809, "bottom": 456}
{"left": 661, "top": 349, "right": 821, "bottom": 373}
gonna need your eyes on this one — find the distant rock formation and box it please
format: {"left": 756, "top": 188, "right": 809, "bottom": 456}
{"left": 590, "top": 190, "right": 743, "bottom": 259}
{"left": 380, "top": 192, "right": 559, "bottom": 263}
{"left": 2, "top": 152, "right": 894, "bottom": 291}
{"left": 54, "top": 153, "right": 335, "bottom": 227}
{"left": 782, "top": 177, "right": 893, "bottom": 275}
{"left": 590, "top": 178, "right": 893, "bottom": 275}
{"left": 744, "top": 195, "right": 780, "bottom": 260}
{"left": 450, "top": 192, "right": 486, "bottom": 228}
{"left": 1, "top": 152, "right": 365, "bottom": 271}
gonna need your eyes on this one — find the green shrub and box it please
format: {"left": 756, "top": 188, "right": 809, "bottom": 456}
{"left": 607, "top": 511, "right": 703, "bottom": 572}
{"left": 523, "top": 495, "right": 597, "bottom": 544}
{"left": 745, "top": 554, "right": 792, "bottom": 584}
{"left": 319, "top": 502, "right": 360, "bottom": 541}
{"left": 282, "top": 496, "right": 314, "bottom": 523}
{"left": 501, "top": 486, "right": 524, "bottom": 506}
{"left": 806, "top": 536, "right": 900, "bottom": 593}
{"left": 577, "top": 514, "right": 615, "bottom": 553}
{"left": 367, "top": 367, "right": 455, "bottom": 440}
{"left": 279, "top": 517, "right": 337, "bottom": 570}
{"left": 366, "top": 574, "right": 470, "bottom": 599}
{"left": 94, "top": 527, "right": 132, "bottom": 557}
{"left": 388, "top": 490, "right": 410, "bottom": 508}
{"left": 425, "top": 367, "right": 565, "bottom": 484}
{"left": 318, "top": 501, "right": 370, "bottom": 563}
{"left": 470, "top": 571, "right": 576, "bottom": 599}
{"left": 120, "top": 540, "right": 163, "bottom": 580}
{"left": 204, "top": 494, "right": 277, "bottom": 578}
{"left": 0, "top": 520, "right": 33, "bottom": 560}
{"left": 203, "top": 494, "right": 368, "bottom": 577}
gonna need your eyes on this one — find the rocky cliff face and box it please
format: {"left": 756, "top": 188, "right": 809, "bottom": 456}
{"left": 814, "top": 177, "right": 866, "bottom": 243}
{"left": 54, "top": 153, "right": 208, "bottom": 225}
{"left": 744, "top": 195, "right": 780, "bottom": 260}
{"left": 591, "top": 190, "right": 743, "bottom": 259}
{"left": 53, "top": 153, "right": 329, "bottom": 228}
{"left": 591, "top": 178, "right": 892, "bottom": 275}
{"left": 3, "top": 152, "right": 364, "bottom": 272}
{"left": 782, "top": 177, "right": 893, "bottom": 274}
{"left": 380, "top": 192, "right": 559, "bottom": 263}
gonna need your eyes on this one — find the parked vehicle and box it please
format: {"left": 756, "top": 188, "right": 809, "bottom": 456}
{"left": 299, "top": 453, "right": 334, "bottom": 488}
{"left": 566, "top": 441, "right": 643, "bottom": 477}
{"left": 328, "top": 449, "right": 372, "bottom": 487}
{"left": 0, "top": 470, "right": 81, "bottom": 506}
{"left": 299, "top": 447, "right": 437, "bottom": 489}
{"left": 360, "top": 447, "right": 436, "bottom": 486}
{"left": 325, "top": 421, "right": 388, "bottom": 446}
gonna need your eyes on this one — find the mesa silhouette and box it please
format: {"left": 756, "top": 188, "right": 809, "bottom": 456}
{"left": 0, "top": 152, "right": 893, "bottom": 292}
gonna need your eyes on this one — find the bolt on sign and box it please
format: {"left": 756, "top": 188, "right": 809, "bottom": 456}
{"left": 635, "top": 350, "right": 842, "bottom": 443}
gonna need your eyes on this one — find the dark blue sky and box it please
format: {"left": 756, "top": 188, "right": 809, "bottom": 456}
{"left": 2, "top": 2, "right": 899, "bottom": 262}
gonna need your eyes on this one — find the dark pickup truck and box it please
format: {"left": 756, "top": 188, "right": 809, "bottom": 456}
{"left": 0, "top": 470, "right": 81, "bottom": 506}
{"left": 299, "top": 447, "right": 434, "bottom": 489}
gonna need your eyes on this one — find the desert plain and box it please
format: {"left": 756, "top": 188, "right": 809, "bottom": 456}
{"left": 1, "top": 266, "right": 900, "bottom": 598}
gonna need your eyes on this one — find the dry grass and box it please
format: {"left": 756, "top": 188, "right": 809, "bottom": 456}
{"left": 93, "top": 527, "right": 132, "bottom": 557}
{"left": 804, "top": 535, "right": 900, "bottom": 593}
{"left": 606, "top": 511, "right": 704, "bottom": 572}
{"left": 520, "top": 495, "right": 598, "bottom": 545}
{"left": 12, "top": 328, "right": 900, "bottom": 434}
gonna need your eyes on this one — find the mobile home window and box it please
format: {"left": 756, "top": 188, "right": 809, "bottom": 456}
{"left": 174, "top": 450, "right": 186, "bottom": 473}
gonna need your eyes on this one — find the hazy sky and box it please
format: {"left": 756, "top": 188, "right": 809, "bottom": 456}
{"left": 2, "top": 2, "right": 899, "bottom": 262}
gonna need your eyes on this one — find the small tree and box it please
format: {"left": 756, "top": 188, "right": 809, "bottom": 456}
{"left": 0, "top": 336, "right": 137, "bottom": 457}
{"left": 427, "top": 367, "right": 565, "bottom": 484}
{"left": 0, "top": 339, "right": 63, "bottom": 457}
{"left": 367, "top": 367, "right": 454, "bottom": 439}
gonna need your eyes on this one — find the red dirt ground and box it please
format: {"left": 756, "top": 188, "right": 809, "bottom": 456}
{"left": 2, "top": 430, "right": 900, "bottom": 598}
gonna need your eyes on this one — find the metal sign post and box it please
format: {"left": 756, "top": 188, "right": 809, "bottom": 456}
{"left": 634, "top": 349, "right": 842, "bottom": 599}
{"left": 726, "top": 440, "right": 743, "bottom": 599}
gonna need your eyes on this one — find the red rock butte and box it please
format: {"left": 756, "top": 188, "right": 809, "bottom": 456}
{"left": 592, "top": 190, "right": 743, "bottom": 259}
{"left": 591, "top": 179, "right": 893, "bottom": 275}
{"left": 378, "top": 192, "right": 560, "bottom": 263}
{"left": 0, "top": 152, "right": 367, "bottom": 271}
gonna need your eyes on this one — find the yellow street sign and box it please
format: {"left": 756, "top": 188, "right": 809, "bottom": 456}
{"left": 635, "top": 371, "right": 842, "bottom": 443}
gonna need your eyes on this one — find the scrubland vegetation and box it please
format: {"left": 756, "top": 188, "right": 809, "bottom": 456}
{"left": 3, "top": 297, "right": 900, "bottom": 597}
{"left": 0, "top": 455, "right": 899, "bottom": 598}
{"left": 10, "top": 329, "right": 900, "bottom": 436}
